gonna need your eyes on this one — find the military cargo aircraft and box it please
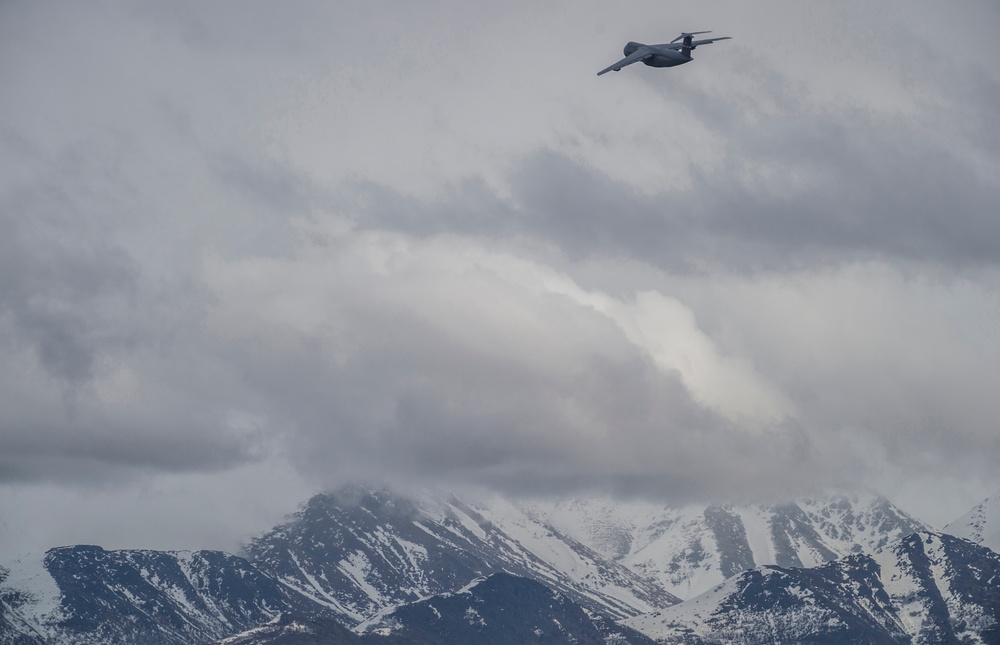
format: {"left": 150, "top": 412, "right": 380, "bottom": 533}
{"left": 597, "top": 31, "right": 731, "bottom": 76}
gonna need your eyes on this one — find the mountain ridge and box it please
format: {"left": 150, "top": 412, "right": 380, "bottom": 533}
{"left": 0, "top": 484, "right": 993, "bottom": 644}
{"left": 626, "top": 530, "right": 1000, "bottom": 644}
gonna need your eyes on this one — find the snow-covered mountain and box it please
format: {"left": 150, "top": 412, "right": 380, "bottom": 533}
{"left": 945, "top": 492, "right": 1000, "bottom": 554}
{"left": 468, "top": 491, "right": 927, "bottom": 599}
{"left": 1, "top": 563, "right": 46, "bottom": 644}
{"left": 0, "top": 484, "right": 965, "bottom": 644}
{"left": 1, "top": 556, "right": 58, "bottom": 645}
{"left": 241, "top": 485, "right": 678, "bottom": 624}
{"left": 221, "top": 529, "right": 1000, "bottom": 645}
{"left": 239, "top": 485, "right": 926, "bottom": 626}
{"left": 626, "top": 531, "right": 1000, "bottom": 644}
{"left": 0, "top": 546, "right": 335, "bottom": 645}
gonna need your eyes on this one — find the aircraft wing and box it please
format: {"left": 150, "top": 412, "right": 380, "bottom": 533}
{"left": 597, "top": 47, "right": 652, "bottom": 76}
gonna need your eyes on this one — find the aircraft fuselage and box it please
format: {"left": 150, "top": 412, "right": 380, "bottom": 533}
{"left": 624, "top": 41, "right": 692, "bottom": 67}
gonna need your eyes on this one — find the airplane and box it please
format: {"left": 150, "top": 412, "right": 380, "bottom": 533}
{"left": 597, "top": 31, "right": 731, "bottom": 76}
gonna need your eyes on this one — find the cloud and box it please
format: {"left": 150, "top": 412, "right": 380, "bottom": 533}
{"left": 1, "top": 0, "right": 999, "bottom": 547}
{"left": 194, "top": 226, "right": 849, "bottom": 499}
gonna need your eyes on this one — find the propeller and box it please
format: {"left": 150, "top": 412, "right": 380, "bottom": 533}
{"left": 670, "top": 30, "right": 712, "bottom": 43}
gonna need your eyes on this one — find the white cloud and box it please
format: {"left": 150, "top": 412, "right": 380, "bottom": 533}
{"left": 200, "top": 226, "right": 806, "bottom": 486}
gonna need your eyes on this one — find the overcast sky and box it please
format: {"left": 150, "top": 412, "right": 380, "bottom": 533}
{"left": 2, "top": 0, "right": 1000, "bottom": 558}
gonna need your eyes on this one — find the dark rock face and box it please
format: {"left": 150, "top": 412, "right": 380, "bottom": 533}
{"left": 363, "top": 573, "right": 657, "bottom": 645}
{"left": 703, "top": 506, "right": 755, "bottom": 578}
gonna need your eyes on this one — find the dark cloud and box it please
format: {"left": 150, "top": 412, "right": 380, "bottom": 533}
{"left": 0, "top": 142, "right": 139, "bottom": 384}
{"left": 348, "top": 99, "right": 1000, "bottom": 273}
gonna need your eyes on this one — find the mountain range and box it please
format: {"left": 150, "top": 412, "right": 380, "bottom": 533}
{"left": 2, "top": 485, "right": 998, "bottom": 644}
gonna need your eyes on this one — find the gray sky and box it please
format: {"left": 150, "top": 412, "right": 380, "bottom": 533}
{"left": 2, "top": 0, "right": 1000, "bottom": 557}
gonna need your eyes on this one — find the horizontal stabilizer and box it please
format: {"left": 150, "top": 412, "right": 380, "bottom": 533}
{"left": 690, "top": 36, "right": 732, "bottom": 47}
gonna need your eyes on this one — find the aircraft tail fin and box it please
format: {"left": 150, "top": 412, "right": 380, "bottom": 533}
{"left": 680, "top": 33, "right": 696, "bottom": 58}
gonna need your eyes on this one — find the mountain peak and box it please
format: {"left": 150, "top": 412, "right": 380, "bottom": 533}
{"left": 944, "top": 492, "right": 1000, "bottom": 553}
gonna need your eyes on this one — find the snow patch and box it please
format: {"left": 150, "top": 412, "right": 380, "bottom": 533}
{"left": 338, "top": 551, "right": 385, "bottom": 604}
{"left": 464, "top": 606, "right": 486, "bottom": 627}
{"left": 2, "top": 552, "right": 61, "bottom": 627}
